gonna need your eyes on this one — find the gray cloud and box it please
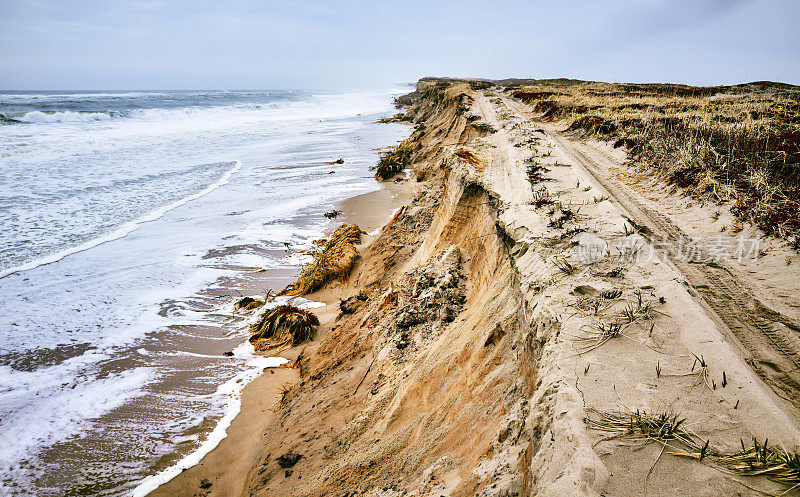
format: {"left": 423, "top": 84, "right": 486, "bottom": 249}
{"left": 0, "top": 0, "right": 796, "bottom": 89}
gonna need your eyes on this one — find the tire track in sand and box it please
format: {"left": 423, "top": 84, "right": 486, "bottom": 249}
{"left": 501, "top": 95, "right": 800, "bottom": 412}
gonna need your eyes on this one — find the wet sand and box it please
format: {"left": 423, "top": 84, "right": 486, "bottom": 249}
{"left": 147, "top": 177, "right": 415, "bottom": 496}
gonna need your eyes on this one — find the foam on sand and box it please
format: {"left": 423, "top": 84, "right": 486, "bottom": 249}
{"left": 131, "top": 346, "right": 288, "bottom": 497}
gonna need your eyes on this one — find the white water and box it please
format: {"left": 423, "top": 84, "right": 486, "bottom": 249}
{"left": 0, "top": 160, "right": 242, "bottom": 280}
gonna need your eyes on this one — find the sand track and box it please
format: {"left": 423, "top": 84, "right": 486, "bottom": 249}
{"left": 500, "top": 96, "right": 800, "bottom": 416}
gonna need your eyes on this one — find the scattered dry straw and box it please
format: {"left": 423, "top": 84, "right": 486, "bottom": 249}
{"left": 711, "top": 439, "right": 800, "bottom": 494}
{"left": 587, "top": 408, "right": 800, "bottom": 493}
{"left": 280, "top": 224, "right": 363, "bottom": 296}
{"left": 249, "top": 305, "right": 319, "bottom": 351}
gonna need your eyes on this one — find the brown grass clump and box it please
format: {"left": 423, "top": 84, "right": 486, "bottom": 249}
{"left": 712, "top": 439, "right": 800, "bottom": 493}
{"left": 375, "top": 146, "right": 412, "bottom": 180}
{"left": 235, "top": 296, "right": 265, "bottom": 311}
{"left": 280, "top": 224, "right": 363, "bottom": 296}
{"left": 509, "top": 80, "right": 800, "bottom": 248}
{"left": 272, "top": 382, "right": 295, "bottom": 411}
{"left": 586, "top": 408, "right": 701, "bottom": 448}
{"left": 249, "top": 305, "right": 319, "bottom": 351}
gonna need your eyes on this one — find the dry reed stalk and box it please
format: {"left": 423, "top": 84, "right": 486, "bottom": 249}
{"left": 249, "top": 305, "right": 319, "bottom": 351}
{"left": 280, "top": 224, "right": 363, "bottom": 296}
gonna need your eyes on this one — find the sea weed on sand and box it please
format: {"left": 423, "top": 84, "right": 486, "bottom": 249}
{"left": 280, "top": 224, "right": 363, "bottom": 295}
{"left": 249, "top": 305, "right": 319, "bottom": 351}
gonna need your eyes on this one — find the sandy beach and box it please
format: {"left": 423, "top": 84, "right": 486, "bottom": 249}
{"left": 148, "top": 177, "right": 415, "bottom": 496}
{"left": 143, "top": 78, "right": 800, "bottom": 497}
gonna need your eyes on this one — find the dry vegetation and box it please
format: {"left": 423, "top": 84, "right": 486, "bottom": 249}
{"left": 374, "top": 145, "right": 411, "bottom": 180}
{"left": 235, "top": 296, "right": 263, "bottom": 310}
{"left": 511, "top": 81, "right": 800, "bottom": 248}
{"left": 249, "top": 304, "right": 319, "bottom": 351}
{"left": 279, "top": 224, "right": 363, "bottom": 295}
{"left": 587, "top": 408, "right": 800, "bottom": 493}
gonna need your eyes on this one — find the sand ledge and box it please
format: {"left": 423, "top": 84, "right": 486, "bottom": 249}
{"left": 150, "top": 79, "right": 800, "bottom": 497}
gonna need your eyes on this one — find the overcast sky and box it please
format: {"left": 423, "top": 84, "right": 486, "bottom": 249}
{"left": 1, "top": 0, "right": 798, "bottom": 90}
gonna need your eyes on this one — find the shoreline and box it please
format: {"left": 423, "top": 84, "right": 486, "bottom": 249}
{"left": 138, "top": 78, "right": 800, "bottom": 496}
{"left": 145, "top": 176, "right": 415, "bottom": 496}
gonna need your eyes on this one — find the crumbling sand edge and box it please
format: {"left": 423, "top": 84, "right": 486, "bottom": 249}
{"left": 145, "top": 154, "right": 416, "bottom": 497}
{"left": 150, "top": 79, "right": 800, "bottom": 497}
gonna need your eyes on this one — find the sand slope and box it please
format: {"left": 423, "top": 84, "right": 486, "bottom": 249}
{"left": 150, "top": 80, "right": 800, "bottom": 497}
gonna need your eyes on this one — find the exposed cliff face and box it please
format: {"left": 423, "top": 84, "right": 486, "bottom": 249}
{"left": 226, "top": 81, "right": 547, "bottom": 497}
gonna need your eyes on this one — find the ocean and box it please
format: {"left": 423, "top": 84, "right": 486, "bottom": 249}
{"left": 0, "top": 89, "right": 409, "bottom": 495}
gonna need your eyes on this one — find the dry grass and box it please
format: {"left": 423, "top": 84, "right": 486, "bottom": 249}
{"left": 272, "top": 382, "right": 295, "bottom": 411}
{"left": 280, "top": 224, "right": 363, "bottom": 296}
{"left": 573, "top": 320, "right": 626, "bottom": 354}
{"left": 249, "top": 305, "right": 319, "bottom": 351}
{"left": 553, "top": 258, "right": 577, "bottom": 275}
{"left": 588, "top": 408, "right": 800, "bottom": 493}
{"left": 586, "top": 408, "right": 702, "bottom": 449}
{"left": 235, "top": 296, "right": 265, "bottom": 311}
{"left": 529, "top": 187, "right": 553, "bottom": 207}
{"left": 620, "top": 290, "right": 659, "bottom": 324}
{"left": 375, "top": 146, "right": 411, "bottom": 180}
{"left": 664, "top": 354, "right": 715, "bottom": 390}
{"left": 510, "top": 81, "right": 800, "bottom": 248}
{"left": 711, "top": 439, "right": 800, "bottom": 493}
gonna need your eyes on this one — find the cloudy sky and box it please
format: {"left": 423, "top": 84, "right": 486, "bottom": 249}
{"left": 1, "top": 0, "right": 798, "bottom": 89}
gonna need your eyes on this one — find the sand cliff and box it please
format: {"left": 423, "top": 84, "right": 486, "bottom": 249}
{"left": 152, "top": 79, "right": 800, "bottom": 497}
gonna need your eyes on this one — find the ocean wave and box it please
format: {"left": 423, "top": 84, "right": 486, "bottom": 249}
{"left": 0, "top": 160, "right": 242, "bottom": 280}
{"left": 0, "top": 90, "right": 394, "bottom": 127}
{"left": 7, "top": 110, "right": 119, "bottom": 123}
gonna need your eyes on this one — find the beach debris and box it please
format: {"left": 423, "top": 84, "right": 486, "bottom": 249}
{"left": 280, "top": 224, "right": 363, "bottom": 295}
{"left": 376, "top": 112, "right": 408, "bottom": 123}
{"left": 339, "top": 292, "right": 368, "bottom": 314}
{"left": 374, "top": 146, "right": 411, "bottom": 180}
{"left": 323, "top": 209, "right": 342, "bottom": 219}
{"left": 199, "top": 479, "right": 212, "bottom": 489}
{"left": 276, "top": 452, "right": 303, "bottom": 468}
{"left": 235, "top": 296, "right": 265, "bottom": 311}
{"left": 327, "top": 158, "right": 344, "bottom": 164}
{"left": 249, "top": 305, "right": 319, "bottom": 351}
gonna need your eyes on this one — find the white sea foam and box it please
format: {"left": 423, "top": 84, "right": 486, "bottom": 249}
{"left": 0, "top": 365, "right": 153, "bottom": 472}
{"left": 130, "top": 350, "right": 288, "bottom": 497}
{"left": 0, "top": 160, "right": 242, "bottom": 280}
{"left": 16, "top": 110, "right": 114, "bottom": 123}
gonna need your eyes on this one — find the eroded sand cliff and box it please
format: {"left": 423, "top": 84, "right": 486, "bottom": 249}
{"left": 153, "top": 79, "right": 800, "bottom": 497}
